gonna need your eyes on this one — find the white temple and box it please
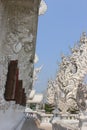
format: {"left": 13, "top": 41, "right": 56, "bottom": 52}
{"left": 2, "top": 1, "right": 87, "bottom": 130}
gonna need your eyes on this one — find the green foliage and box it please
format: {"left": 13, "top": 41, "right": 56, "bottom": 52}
{"left": 45, "top": 104, "right": 54, "bottom": 113}
{"left": 30, "top": 104, "right": 36, "bottom": 110}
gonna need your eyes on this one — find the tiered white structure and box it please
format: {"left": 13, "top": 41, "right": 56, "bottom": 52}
{"left": 46, "top": 32, "right": 87, "bottom": 113}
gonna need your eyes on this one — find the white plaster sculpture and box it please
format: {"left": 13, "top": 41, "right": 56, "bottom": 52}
{"left": 39, "top": 0, "right": 47, "bottom": 15}
{"left": 34, "top": 54, "right": 39, "bottom": 64}
{"left": 46, "top": 79, "right": 69, "bottom": 113}
{"left": 46, "top": 32, "right": 87, "bottom": 113}
{"left": 33, "top": 54, "right": 43, "bottom": 86}
{"left": 33, "top": 65, "right": 43, "bottom": 85}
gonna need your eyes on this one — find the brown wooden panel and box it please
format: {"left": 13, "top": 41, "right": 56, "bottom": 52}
{"left": 4, "top": 60, "right": 26, "bottom": 106}
{"left": 15, "top": 80, "right": 22, "bottom": 104}
{"left": 4, "top": 60, "right": 18, "bottom": 101}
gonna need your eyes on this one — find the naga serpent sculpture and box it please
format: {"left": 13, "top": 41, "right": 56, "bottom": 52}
{"left": 46, "top": 32, "right": 87, "bottom": 113}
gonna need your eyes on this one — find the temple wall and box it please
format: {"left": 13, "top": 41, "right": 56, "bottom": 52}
{"left": 0, "top": 0, "right": 40, "bottom": 109}
{"left": 0, "top": 0, "right": 40, "bottom": 129}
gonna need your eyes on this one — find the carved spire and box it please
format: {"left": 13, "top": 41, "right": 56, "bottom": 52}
{"left": 80, "top": 32, "right": 87, "bottom": 43}
{"left": 46, "top": 33, "right": 87, "bottom": 113}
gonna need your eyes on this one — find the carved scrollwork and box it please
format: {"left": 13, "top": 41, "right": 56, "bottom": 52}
{"left": 70, "top": 63, "right": 77, "bottom": 74}
{"left": 46, "top": 33, "right": 87, "bottom": 112}
{"left": 24, "top": 42, "right": 33, "bottom": 53}
{"left": 76, "top": 83, "right": 87, "bottom": 111}
{"left": 13, "top": 42, "right": 22, "bottom": 53}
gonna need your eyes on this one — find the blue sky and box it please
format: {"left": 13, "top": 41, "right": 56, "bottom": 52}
{"left": 34, "top": 0, "right": 87, "bottom": 92}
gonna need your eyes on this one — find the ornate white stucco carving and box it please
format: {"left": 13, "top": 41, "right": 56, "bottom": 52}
{"left": 33, "top": 54, "right": 43, "bottom": 86}
{"left": 33, "top": 65, "right": 43, "bottom": 86}
{"left": 46, "top": 33, "right": 87, "bottom": 113}
{"left": 34, "top": 54, "right": 39, "bottom": 64}
{"left": 39, "top": 0, "right": 47, "bottom": 15}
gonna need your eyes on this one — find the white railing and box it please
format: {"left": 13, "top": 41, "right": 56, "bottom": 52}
{"left": 37, "top": 112, "right": 53, "bottom": 123}
{"left": 61, "top": 114, "right": 79, "bottom": 120}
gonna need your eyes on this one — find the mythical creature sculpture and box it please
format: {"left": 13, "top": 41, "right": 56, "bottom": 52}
{"left": 46, "top": 32, "right": 87, "bottom": 113}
